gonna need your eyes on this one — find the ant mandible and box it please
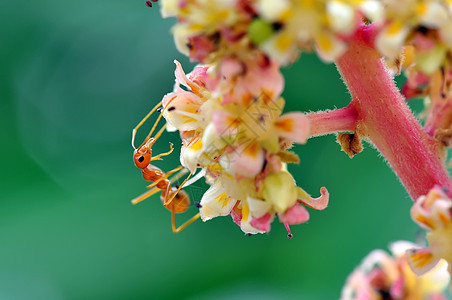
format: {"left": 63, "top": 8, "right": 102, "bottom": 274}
{"left": 131, "top": 99, "right": 200, "bottom": 233}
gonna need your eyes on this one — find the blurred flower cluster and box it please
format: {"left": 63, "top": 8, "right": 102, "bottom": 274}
{"left": 161, "top": 0, "right": 380, "bottom": 64}
{"left": 341, "top": 241, "right": 450, "bottom": 300}
{"left": 378, "top": 0, "right": 452, "bottom": 147}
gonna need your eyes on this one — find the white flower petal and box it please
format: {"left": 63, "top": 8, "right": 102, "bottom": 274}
{"left": 160, "top": 0, "right": 179, "bottom": 18}
{"left": 419, "top": 2, "right": 449, "bottom": 28}
{"left": 247, "top": 196, "right": 271, "bottom": 218}
{"left": 199, "top": 181, "right": 237, "bottom": 221}
{"left": 327, "top": 1, "right": 356, "bottom": 34}
{"left": 180, "top": 137, "right": 203, "bottom": 173}
{"left": 257, "top": 0, "right": 289, "bottom": 22}
{"left": 315, "top": 32, "right": 347, "bottom": 62}
{"left": 360, "top": 0, "right": 384, "bottom": 23}
{"left": 376, "top": 24, "right": 409, "bottom": 59}
{"left": 261, "top": 32, "right": 297, "bottom": 65}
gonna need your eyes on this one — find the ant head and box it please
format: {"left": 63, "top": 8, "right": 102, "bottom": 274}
{"left": 133, "top": 141, "right": 152, "bottom": 169}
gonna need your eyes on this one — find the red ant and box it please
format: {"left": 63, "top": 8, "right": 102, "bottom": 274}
{"left": 131, "top": 99, "right": 200, "bottom": 233}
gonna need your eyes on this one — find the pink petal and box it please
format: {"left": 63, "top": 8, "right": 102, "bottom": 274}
{"left": 407, "top": 71, "right": 430, "bottom": 87}
{"left": 389, "top": 277, "right": 405, "bottom": 299}
{"left": 228, "top": 142, "right": 265, "bottom": 177}
{"left": 366, "top": 267, "right": 387, "bottom": 289}
{"left": 174, "top": 60, "right": 201, "bottom": 95}
{"left": 187, "top": 34, "right": 216, "bottom": 63}
{"left": 188, "top": 65, "right": 209, "bottom": 87}
{"left": 211, "top": 110, "right": 240, "bottom": 137}
{"left": 174, "top": 60, "right": 191, "bottom": 88}
{"left": 274, "top": 112, "right": 310, "bottom": 143}
{"left": 224, "top": 59, "right": 284, "bottom": 106}
{"left": 300, "top": 187, "right": 329, "bottom": 210}
{"left": 231, "top": 209, "right": 242, "bottom": 226}
{"left": 279, "top": 203, "right": 310, "bottom": 225}
{"left": 401, "top": 82, "right": 424, "bottom": 100}
{"left": 412, "top": 33, "right": 436, "bottom": 52}
{"left": 250, "top": 213, "right": 272, "bottom": 232}
{"left": 220, "top": 58, "right": 244, "bottom": 79}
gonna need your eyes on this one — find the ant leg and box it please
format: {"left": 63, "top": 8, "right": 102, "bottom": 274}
{"left": 163, "top": 173, "right": 192, "bottom": 207}
{"left": 145, "top": 166, "right": 184, "bottom": 189}
{"left": 151, "top": 143, "right": 174, "bottom": 161}
{"left": 145, "top": 177, "right": 166, "bottom": 189}
{"left": 148, "top": 123, "right": 173, "bottom": 161}
{"left": 131, "top": 101, "right": 162, "bottom": 149}
{"left": 164, "top": 165, "right": 184, "bottom": 177}
{"left": 171, "top": 211, "right": 201, "bottom": 233}
{"left": 131, "top": 187, "right": 161, "bottom": 205}
{"left": 144, "top": 95, "right": 177, "bottom": 143}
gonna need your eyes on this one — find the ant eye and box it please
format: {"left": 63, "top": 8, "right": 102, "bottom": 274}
{"left": 138, "top": 156, "right": 144, "bottom": 163}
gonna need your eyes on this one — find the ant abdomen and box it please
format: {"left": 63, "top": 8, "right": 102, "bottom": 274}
{"left": 161, "top": 189, "right": 190, "bottom": 213}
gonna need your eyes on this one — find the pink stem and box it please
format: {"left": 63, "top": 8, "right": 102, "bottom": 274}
{"left": 307, "top": 102, "right": 358, "bottom": 137}
{"left": 335, "top": 25, "right": 452, "bottom": 200}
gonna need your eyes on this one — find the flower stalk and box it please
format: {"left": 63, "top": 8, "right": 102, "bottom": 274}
{"left": 307, "top": 102, "right": 359, "bottom": 138}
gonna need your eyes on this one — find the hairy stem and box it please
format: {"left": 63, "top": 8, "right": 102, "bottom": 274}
{"left": 307, "top": 102, "right": 358, "bottom": 137}
{"left": 335, "top": 25, "right": 452, "bottom": 200}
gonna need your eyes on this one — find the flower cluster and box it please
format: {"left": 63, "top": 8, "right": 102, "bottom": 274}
{"left": 251, "top": 0, "right": 379, "bottom": 63}
{"left": 341, "top": 241, "right": 450, "bottom": 300}
{"left": 160, "top": 58, "right": 329, "bottom": 235}
{"left": 375, "top": 0, "right": 452, "bottom": 73}
{"left": 160, "top": 0, "right": 381, "bottom": 64}
{"left": 376, "top": 1, "right": 452, "bottom": 146}
{"left": 407, "top": 185, "right": 452, "bottom": 280}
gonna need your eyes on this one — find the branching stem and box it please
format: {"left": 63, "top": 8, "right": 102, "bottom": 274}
{"left": 333, "top": 25, "right": 452, "bottom": 200}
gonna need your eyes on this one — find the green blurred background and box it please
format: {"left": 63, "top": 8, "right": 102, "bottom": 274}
{"left": 0, "top": 1, "right": 428, "bottom": 299}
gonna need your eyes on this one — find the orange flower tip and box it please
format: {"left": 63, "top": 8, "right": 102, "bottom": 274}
{"left": 406, "top": 248, "right": 440, "bottom": 276}
{"left": 274, "top": 112, "right": 310, "bottom": 143}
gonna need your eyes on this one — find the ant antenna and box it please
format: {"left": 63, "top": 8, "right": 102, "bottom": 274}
{"left": 143, "top": 96, "right": 176, "bottom": 143}
{"left": 132, "top": 101, "right": 162, "bottom": 149}
{"left": 131, "top": 95, "right": 177, "bottom": 150}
